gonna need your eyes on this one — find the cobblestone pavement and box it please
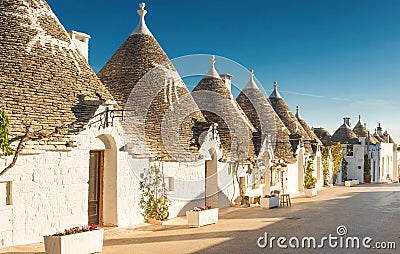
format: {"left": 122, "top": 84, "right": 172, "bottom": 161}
{"left": 1, "top": 183, "right": 399, "bottom": 254}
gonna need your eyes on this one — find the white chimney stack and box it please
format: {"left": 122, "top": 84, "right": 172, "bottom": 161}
{"left": 68, "top": 30, "right": 91, "bottom": 62}
{"left": 219, "top": 73, "right": 233, "bottom": 92}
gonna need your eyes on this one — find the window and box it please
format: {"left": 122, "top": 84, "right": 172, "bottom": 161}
{"left": 0, "top": 181, "right": 12, "bottom": 206}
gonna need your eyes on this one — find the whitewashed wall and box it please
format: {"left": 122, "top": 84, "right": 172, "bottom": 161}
{"left": 345, "top": 144, "right": 364, "bottom": 183}
{"left": 0, "top": 105, "right": 146, "bottom": 247}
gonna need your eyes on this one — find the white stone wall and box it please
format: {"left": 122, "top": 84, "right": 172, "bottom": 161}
{"left": 0, "top": 106, "right": 146, "bottom": 247}
{"left": 285, "top": 163, "right": 300, "bottom": 195}
{"left": 345, "top": 144, "right": 364, "bottom": 182}
{"left": 379, "top": 143, "right": 395, "bottom": 182}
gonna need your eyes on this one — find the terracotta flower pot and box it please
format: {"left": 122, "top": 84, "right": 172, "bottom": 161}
{"left": 365, "top": 175, "right": 371, "bottom": 183}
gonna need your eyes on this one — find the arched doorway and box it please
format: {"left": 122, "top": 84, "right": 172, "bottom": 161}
{"left": 88, "top": 134, "right": 118, "bottom": 226}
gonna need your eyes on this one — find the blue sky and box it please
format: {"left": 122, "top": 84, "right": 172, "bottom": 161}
{"left": 47, "top": 0, "right": 400, "bottom": 142}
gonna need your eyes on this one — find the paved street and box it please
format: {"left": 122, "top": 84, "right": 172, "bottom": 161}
{"left": 1, "top": 183, "right": 399, "bottom": 254}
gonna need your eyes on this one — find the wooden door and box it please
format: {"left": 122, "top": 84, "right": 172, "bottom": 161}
{"left": 88, "top": 151, "right": 104, "bottom": 225}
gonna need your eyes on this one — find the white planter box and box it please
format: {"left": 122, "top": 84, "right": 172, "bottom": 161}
{"left": 186, "top": 208, "right": 218, "bottom": 227}
{"left": 44, "top": 229, "right": 104, "bottom": 254}
{"left": 304, "top": 188, "right": 317, "bottom": 197}
{"left": 352, "top": 180, "right": 359, "bottom": 185}
{"left": 0, "top": 182, "right": 7, "bottom": 206}
{"left": 345, "top": 180, "right": 353, "bottom": 187}
{"left": 260, "top": 196, "right": 279, "bottom": 209}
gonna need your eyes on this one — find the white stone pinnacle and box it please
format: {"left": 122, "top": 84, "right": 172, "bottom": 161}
{"left": 132, "top": 2, "right": 153, "bottom": 36}
{"left": 205, "top": 55, "right": 221, "bottom": 78}
{"left": 295, "top": 105, "right": 303, "bottom": 120}
{"left": 244, "top": 69, "right": 258, "bottom": 89}
{"left": 270, "top": 81, "right": 282, "bottom": 98}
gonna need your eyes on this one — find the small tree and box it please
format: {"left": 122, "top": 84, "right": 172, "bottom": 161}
{"left": 321, "top": 146, "right": 330, "bottom": 185}
{"left": 331, "top": 142, "right": 343, "bottom": 184}
{"left": 139, "top": 164, "right": 170, "bottom": 221}
{"left": 364, "top": 154, "right": 371, "bottom": 177}
{"left": 341, "top": 158, "right": 348, "bottom": 181}
{"left": 304, "top": 156, "right": 316, "bottom": 189}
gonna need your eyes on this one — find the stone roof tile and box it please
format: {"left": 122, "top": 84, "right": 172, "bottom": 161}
{"left": 0, "top": 0, "right": 113, "bottom": 145}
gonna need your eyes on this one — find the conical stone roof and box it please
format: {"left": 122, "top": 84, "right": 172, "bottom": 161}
{"left": 383, "top": 131, "right": 396, "bottom": 145}
{"left": 236, "top": 70, "right": 295, "bottom": 163}
{"left": 295, "top": 106, "right": 322, "bottom": 146}
{"left": 97, "top": 3, "right": 206, "bottom": 161}
{"left": 268, "top": 82, "right": 312, "bottom": 153}
{"left": 373, "top": 129, "right": 386, "bottom": 143}
{"left": 331, "top": 118, "right": 359, "bottom": 144}
{"left": 0, "top": 0, "right": 113, "bottom": 146}
{"left": 313, "top": 127, "right": 333, "bottom": 146}
{"left": 352, "top": 116, "right": 378, "bottom": 145}
{"left": 192, "top": 57, "right": 256, "bottom": 162}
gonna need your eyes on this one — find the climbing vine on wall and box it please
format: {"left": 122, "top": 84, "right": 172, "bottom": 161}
{"left": 341, "top": 158, "right": 348, "bottom": 182}
{"left": 321, "top": 146, "right": 330, "bottom": 185}
{"left": 330, "top": 142, "right": 343, "bottom": 184}
{"left": 139, "top": 164, "right": 170, "bottom": 221}
{"left": 0, "top": 110, "right": 13, "bottom": 156}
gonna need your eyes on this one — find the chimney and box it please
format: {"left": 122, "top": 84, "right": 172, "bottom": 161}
{"left": 377, "top": 123, "right": 383, "bottom": 136}
{"left": 68, "top": 30, "right": 91, "bottom": 62}
{"left": 219, "top": 74, "right": 233, "bottom": 93}
{"left": 343, "top": 117, "right": 351, "bottom": 127}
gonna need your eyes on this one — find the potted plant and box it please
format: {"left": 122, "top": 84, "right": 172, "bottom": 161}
{"left": 260, "top": 192, "right": 279, "bottom": 209}
{"left": 186, "top": 205, "right": 218, "bottom": 227}
{"left": 304, "top": 156, "right": 317, "bottom": 197}
{"left": 345, "top": 179, "right": 353, "bottom": 187}
{"left": 364, "top": 154, "right": 372, "bottom": 183}
{"left": 44, "top": 225, "right": 104, "bottom": 254}
{"left": 139, "top": 164, "right": 170, "bottom": 224}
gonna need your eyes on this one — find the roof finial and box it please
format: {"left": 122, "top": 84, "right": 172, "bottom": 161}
{"left": 210, "top": 55, "right": 216, "bottom": 68}
{"left": 132, "top": 2, "right": 153, "bottom": 36}
{"left": 358, "top": 115, "right": 361, "bottom": 121}
{"left": 205, "top": 55, "right": 220, "bottom": 78}
{"left": 244, "top": 69, "right": 258, "bottom": 89}
{"left": 269, "top": 81, "right": 282, "bottom": 98}
{"left": 295, "top": 105, "right": 303, "bottom": 120}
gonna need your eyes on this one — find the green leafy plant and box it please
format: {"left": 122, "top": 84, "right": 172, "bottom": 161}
{"left": 304, "top": 156, "right": 317, "bottom": 189}
{"left": 330, "top": 142, "right": 343, "bottom": 184}
{"left": 139, "top": 164, "right": 170, "bottom": 221}
{"left": 341, "top": 158, "right": 348, "bottom": 181}
{"left": 321, "top": 146, "right": 330, "bottom": 185}
{"left": 364, "top": 154, "right": 371, "bottom": 177}
{"left": 0, "top": 110, "right": 13, "bottom": 156}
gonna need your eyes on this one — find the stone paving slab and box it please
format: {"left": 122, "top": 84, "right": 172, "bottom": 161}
{"left": 1, "top": 184, "right": 399, "bottom": 254}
